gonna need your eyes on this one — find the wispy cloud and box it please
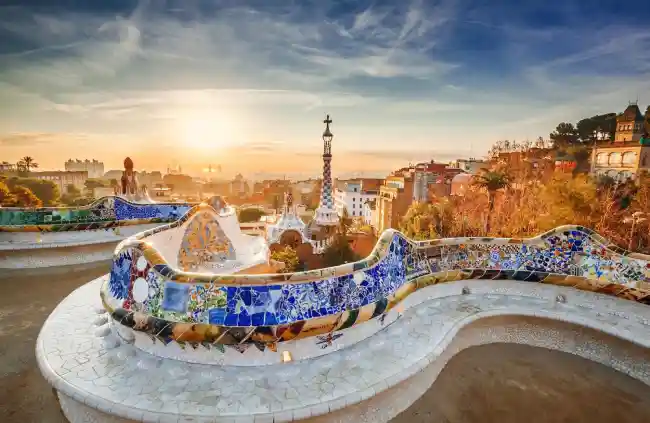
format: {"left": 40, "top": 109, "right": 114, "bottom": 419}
{"left": 1, "top": 1, "right": 650, "bottom": 174}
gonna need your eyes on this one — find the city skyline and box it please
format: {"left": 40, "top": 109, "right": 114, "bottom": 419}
{"left": 1, "top": 1, "right": 650, "bottom": 174}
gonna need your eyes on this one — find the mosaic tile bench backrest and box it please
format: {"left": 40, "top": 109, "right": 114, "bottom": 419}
{"left": 104, "top": 224, "right": 650, "bottom": 350}
{"left": 0, "top": 196, "right": 194, "bottom": 231}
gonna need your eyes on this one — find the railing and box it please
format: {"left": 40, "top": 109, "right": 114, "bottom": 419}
{"left": 0, "top": 196, "right": 194, "bottom": 232}
{"left": 103, "top": 223, "right": 650, "bottom": 349}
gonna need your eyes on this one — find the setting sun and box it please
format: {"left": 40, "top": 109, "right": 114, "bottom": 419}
{"left": 179, "top": 116, "right": 235, "bottom": 152}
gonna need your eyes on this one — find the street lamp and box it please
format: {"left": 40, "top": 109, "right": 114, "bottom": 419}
{"left": 623, "top": 211, "right": 647, "bottom": 251}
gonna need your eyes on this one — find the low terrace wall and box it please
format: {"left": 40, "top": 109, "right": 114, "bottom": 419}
{"left": 104, "top": 224, "right": 650, "bottom": 359}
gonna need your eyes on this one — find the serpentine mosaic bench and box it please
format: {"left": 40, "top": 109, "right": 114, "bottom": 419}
{"left": 37, "top": 219, "right": 650, "bottom": 422}
{"left": 0, "top": 196, "right": 194, "bottom": 269}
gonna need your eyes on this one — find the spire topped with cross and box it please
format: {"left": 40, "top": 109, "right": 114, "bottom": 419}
{"left": 314, "top": 114, "right": 338, "bottom": 226}
{"left": 322, "top": 114, "right": 333, "bottom": 156}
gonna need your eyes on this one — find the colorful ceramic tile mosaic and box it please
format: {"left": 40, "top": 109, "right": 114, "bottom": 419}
{"left": 178, "top": 209, "right": 236, "bottom": 271}
{"left": 102, "top": 223, "right": 650, "bottom": 351}
{"left": 0, "top": 196, "right": 193, "bottom": 232}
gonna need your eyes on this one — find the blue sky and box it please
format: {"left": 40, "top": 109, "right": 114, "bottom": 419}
{"left": 1, "top": 0, "right": 650, "bottom": 176}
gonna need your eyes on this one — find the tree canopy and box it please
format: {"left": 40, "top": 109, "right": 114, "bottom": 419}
{"left": 549, "top": 122, "right": 580, "bottom": 149}
{"left": 238, "top": 207, "right": 266, "bottom": 223}
{"left": 0, "top": 181, "right": 16, "bottom": 206}
{"left": 11, "top": 185, "right": 42, "bottom": 207}
{"left": 270, "top": 246, "right": 301, "bottom": 272}
{"left": 3, "top": 177, "right": 60, "bottom": 206}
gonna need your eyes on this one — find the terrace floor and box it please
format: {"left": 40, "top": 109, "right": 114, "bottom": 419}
{"left": 1, "top": 263, "right": 649, "bottom": 423}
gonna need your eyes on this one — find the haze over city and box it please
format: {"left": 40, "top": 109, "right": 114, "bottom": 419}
{"left": 1, "top": 0, "right": 650, "bottom": 176}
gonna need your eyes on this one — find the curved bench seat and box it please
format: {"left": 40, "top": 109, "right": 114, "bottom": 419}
{"left": 0, "top": 196, "right": 197, "bottom": 269}
{"left": 37, "top": 277, "right": 650, "bottom": 423}
{"left": 103, "top": 225, "right": 650, "bottom": 363}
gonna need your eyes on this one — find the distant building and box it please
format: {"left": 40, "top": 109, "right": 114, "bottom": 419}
{"left": 448, "top": 158, "right": 487, "bottom": 175}
{"left": 102, "top": 170, "right": 123, "bottom": 181}
{"left": 591, "top": 103, "right": 650, "bottom": 182}
{"left": 139, "top": 171, "right": 163, "bottom": 189}
{"left": 32, "top": 171, "right": 88, "bottom": 193}
{"left": 229, "top": 174, "right": 250, "bottom": 197}
{"left": 163, "top": 173, "right": 196, "bottom": 194}
{"left": 65, "top": 159, "right": 104, "bottom": 179}
{"left": 362, "top": 199, "right": 377, "bottom": 227}
{"left": 334, "top": 178, "right": 382, "bottom": 219}
{"left": 376, "top": 174, "right": 415, "bottom": 233}
{"left": 291, "top": 179, "right": 320, "bottom": 207}
{"left": 450, "top": 173, "right": 473, "bottom": 196}
{"left": 0, "top": 161, "right": 16, "bottom": 172}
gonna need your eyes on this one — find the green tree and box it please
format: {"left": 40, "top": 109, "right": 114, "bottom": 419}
{"left": 550, "top": 123, "right": 579, "bottom": 149}
{"left": 66, "top": 184, "right": 81, "bottom": 196}
{"left": 270, "top": 246, "right": 301, "bottom": 272}
{"left": 576, "top": 113, "right": 616, "bottom": 143}
{"left": 536, "top": 174, "right": 600, "bottom": 230}
{"left": 12, "top": 185, "right": 42, "bottom": 207}
{"left": 238, "top": 207, "right": 266, "bottom": 223}
{"left": 17, "top": 156, "right": 38, "bottom": 173}
{"left": 473, "top": 169, "right": 512, "bottom": 234}
{"left": 4, "top": 177, "right": 60, "bottom": 205}
{"left": 84, "top": 178, "right": 106, "bottom": 190}
{"left": 322, "top": 209, "right": 359, "bottom": 267}
{"left": 0, "top": 181, "right": 16, "bottom": 206}
{"left": 400, "top": 201, "right": 454, "bottom": 240}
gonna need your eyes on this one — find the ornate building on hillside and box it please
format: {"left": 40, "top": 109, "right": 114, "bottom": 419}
{"left": 591, "top": 103, "right": 650, "bottom": 181}
{"left": 615, "top": 103, "right": 647, "bottom": 143}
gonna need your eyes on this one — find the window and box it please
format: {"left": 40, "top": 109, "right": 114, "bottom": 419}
{"left": 609, "top": 152, "right": 621, "bottom": 165}
{"left": 352, "top": 197, "right": 355, "bottom": 201}
{"left": 596, "top": 153, "right": 608, "bottom": 165}
{"left": 352, "top": 204, "right": 355, "bottom": 208}
{"left": 352, "top": 211, "right": 356, "bottom": 216}
{"left": 622, "top": 151, "right": 637, "bottom": 165}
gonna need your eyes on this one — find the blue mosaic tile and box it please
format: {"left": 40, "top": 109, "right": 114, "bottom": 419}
{"left": 109, "top": 250, "right": 132, "bottom": 300}
{"left": 251, "top": 312, "right": 265, "bottom": 326}
{"left": 208, "top": 308, "right": 226, "bottom": 325}
{"left": 114, "top": 198, "right": 192, "bottom": 221}
{"left": 161, "top": 282, "right": 190, "bottom": 313}
{"left": 263, "top": 312, "right": 277, "bottom": 326}
{"left": 217, "top": 236, "right": 409, "bottom": 326}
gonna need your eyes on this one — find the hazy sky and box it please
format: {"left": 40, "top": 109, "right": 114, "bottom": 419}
{"left": 1, "top": 0, "right": 650, "bottom": 176}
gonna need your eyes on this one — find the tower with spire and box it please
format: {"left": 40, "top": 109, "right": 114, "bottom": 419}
{"left": 313, "top": 114, "right": 339, "bottom": 226}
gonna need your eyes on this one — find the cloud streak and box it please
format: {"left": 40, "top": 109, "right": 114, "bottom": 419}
{"left": 1, "top": 1, "right": 650, "bottom": 174}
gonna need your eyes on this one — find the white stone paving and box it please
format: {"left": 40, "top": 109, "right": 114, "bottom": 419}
{"left": 37, "top": 277, "right": 650, "bottom": 423}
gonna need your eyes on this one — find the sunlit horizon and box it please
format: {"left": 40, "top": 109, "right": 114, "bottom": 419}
{"left": 2, "top": 1, "right": 650, "bottom": 177}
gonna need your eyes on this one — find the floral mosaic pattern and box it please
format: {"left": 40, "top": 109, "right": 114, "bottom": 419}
{"left": 178, "top": 210, "right": 236, "bottom": 271}
{"left": 0, "top": 196, "right": 192, "bottom": 230}
{"left": 108, "top": 249, "right": 133, "bottom": 300}
{"left": 106, "top": 225, "right": 650, "bottom": 348}
{"left": 438, "top": 229, "right": 650, "bottom": 286}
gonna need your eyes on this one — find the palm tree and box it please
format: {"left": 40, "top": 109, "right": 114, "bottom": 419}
{"left": 17, "top": 156, "right": 38, "bottom": 173}
{"left": 473, "top": 169, "right": 512, "bottom": 234}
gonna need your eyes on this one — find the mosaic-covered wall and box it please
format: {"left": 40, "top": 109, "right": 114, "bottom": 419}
{"left": 104, "top": 225, "right": 650, "bottom": 353}
{"left": 0, "top": 197, "right": 193, "bottom": 231}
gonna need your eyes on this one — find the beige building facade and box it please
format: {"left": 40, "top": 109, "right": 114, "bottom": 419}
{"left": 591, "top": 103, "right": 650, "bottom": 181}
{"left": 33, "top": 171, "right": 88, "bottom": 193}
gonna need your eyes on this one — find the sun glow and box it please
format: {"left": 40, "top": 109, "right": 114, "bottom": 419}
{"left": 180, "top": 116, "right": 235, "bottom": 152}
